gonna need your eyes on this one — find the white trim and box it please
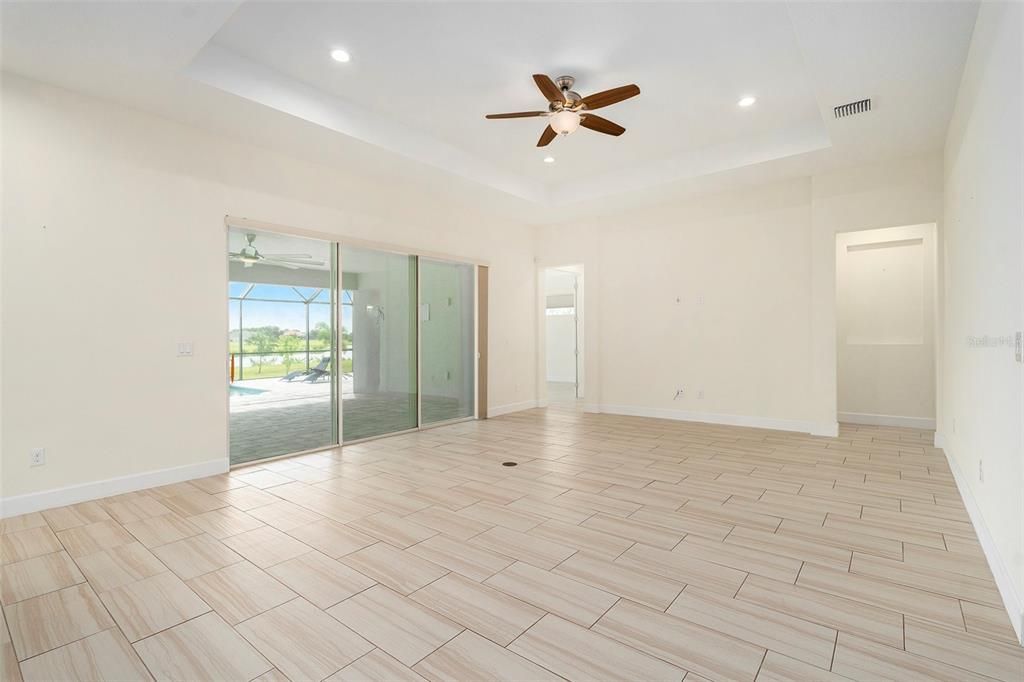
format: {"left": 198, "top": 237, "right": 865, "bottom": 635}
{"left": 942, "top": 445, "right": 1024, "bottom": 645}
{"left": 594, "top": 403, "right": 831, "bottom": 436}
{"left": 838, "top": 411, "right": 936, "bottom": 430}
{"left": 0, "top": 458, "right": 228, "bottom": 518}
{"left": 488, "top": 400, "right": 539, "bottom": 418}
{"left": 810, "top": 421, "right": 840, "bottom": 438}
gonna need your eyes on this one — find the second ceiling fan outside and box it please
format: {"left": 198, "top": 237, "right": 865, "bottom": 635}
{"left": 486, "top": 74, "right": 641, "bottom": 147}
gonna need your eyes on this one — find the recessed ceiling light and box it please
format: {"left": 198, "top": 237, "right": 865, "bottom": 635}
{"left": 330, "top": 49, "right": 351, "bottom": 63}
{"left": 738, "top": 96, "right": 757, "bottom": 107}
{"left": 543, "top": 156, "right": 555, "bottom": 164}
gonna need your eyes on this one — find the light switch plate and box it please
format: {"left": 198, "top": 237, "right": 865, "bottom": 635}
{"left": 177, "top": 342, "right": 194, "bottom": 357}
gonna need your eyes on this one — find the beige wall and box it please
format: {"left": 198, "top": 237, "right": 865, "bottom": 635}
{"left": 1, "top": 75, "right": 538, "bottom": 504}
{"left": 836, "top": 224, "right": 937, "bottom": 427}
{"left": 941, "top": 1, "right": 1023, "bottom": 638}
{"left": 536, "top": 154, "right": 942, "bottom": 434}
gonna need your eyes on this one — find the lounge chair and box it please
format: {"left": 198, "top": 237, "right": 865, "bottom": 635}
{"left": 303, "top": 357, "right": 332, "bottom": 383}
{"left": 281, "top": 356, "right": 329, "bottom": 382}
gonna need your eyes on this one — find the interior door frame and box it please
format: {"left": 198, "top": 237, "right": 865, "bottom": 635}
{"left": 537, "top": 263, "right": 585, "bottom": 406}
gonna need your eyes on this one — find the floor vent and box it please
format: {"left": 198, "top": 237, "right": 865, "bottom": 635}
{"left": 834, "top": 98, "right": 872, "bottom": 118}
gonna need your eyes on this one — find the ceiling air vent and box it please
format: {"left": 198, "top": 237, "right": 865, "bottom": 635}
{"left": 834, "top": 98, "right": 872, "bottom": 119}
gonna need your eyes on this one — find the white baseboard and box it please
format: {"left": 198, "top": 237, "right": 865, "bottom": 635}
{"left": 811, "top": 421, "right": 840, "bottom": 438}
{"left": 0, "top": 458, "right": 228, "bottom": 518}
{"left": 838, "top": 411, "right": 936, "bottom": 430}
{"left": 594, "top": 403, "right": 829, "bottom": 436}
{"left": 487, "top": 399, "right": 539, "bottom": 418}
{"left": 941, "top": 443, "right": 1024, "bottom": 645}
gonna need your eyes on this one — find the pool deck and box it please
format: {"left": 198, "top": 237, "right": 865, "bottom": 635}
{"left": 229, "top": 378, "right": 467, "bottom": 464}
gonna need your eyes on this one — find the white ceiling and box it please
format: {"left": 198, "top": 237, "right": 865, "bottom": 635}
{"left": 227, "top": 229, "right": 411, "bottom": 275}
{"left": 2, "top": 1, "right": 979, "bottom": 212}
{"left": 229, "top": 229, "right": 331, "bottom": 264}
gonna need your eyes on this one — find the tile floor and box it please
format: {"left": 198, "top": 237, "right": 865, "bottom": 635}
{"left": 230, "top": 386, "right": 467, "bottom": 464}
{"left": 2, "top": 407, "right": 1023, "bottom": 681}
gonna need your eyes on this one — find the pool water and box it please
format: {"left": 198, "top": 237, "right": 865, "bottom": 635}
{"left": 229, "top": 384, "right": 268, "bottom": 397}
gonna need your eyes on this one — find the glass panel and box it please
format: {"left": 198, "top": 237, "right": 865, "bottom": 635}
{"left": 228, "top": 228, "right": 336, "bottom": 464}
{"left": 420, "top": 259, "right": 475, "bottom": 424}
{"left": 341, "top": 247, "right": 418, "bottom": 441}
{"left": 246, "top": 284, "right": 306, "bottom": 302}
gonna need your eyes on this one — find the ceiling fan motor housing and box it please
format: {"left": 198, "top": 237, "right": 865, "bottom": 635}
{"left": 555, "top": 75, "right": 583, "bottom": 109}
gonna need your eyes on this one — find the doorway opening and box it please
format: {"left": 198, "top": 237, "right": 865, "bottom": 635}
{"left": 835, "top": 224, "right": 938, "bottom": 430}
{"left": 543, "top": 266, "right": 584, "bottom": 408}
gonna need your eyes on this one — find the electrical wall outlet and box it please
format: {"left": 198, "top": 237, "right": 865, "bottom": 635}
{"left": 30, "top": 448, "right": 46, "bottom": 467}
{"left": 978, "top": 459, "right": 984, "bottom": 483}
{"left": 697, "top": 389, "right": 705, "bottom": 400}
{"left": 674, "top": 388, "right": 684, "bottom": 400}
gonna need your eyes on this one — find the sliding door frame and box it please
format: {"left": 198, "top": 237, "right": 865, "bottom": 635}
{"left": 226, "top": 216, "right": 483, "bottom": 455}
{"left": 415, "top": 255, "right": 480, "bottom": 432}
{"left": 225, "top": 226, "right": 341, "bottom": 466}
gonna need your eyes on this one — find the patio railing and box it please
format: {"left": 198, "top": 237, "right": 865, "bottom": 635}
{"left": 229, "top": 349, "right": 350, "bottom": 381}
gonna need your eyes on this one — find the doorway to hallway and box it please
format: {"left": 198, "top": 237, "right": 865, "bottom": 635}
{"left": 543, "top": 266, "right": 583, "bottom": 408}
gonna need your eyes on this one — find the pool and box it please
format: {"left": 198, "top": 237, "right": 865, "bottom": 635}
{"left": 229, "top": 384, "right": 268, "bottom": 397}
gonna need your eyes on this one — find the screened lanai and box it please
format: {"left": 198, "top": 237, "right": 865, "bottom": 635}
{"left": 228, "top": 229, "right": 339, "bottom": 464}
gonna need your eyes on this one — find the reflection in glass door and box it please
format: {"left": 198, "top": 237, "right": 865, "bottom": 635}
{"left": 341, "top": 247, "right": 418, "bottom": 441}
{"left": 227, "top": 229, "right": 337, "bottom": 464}
{"left": 420, "top": 259, "right": 475, "bottom": 424}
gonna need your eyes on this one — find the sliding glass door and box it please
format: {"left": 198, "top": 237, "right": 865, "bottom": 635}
{"left": 228, "top": 229, "right": 337, "bottom": 464}
{"left": 420, "top": 259, "right": 475, "bottom": 424}
{"left": 341, "top": 247, "right": 418, "bottom": 441}
{"left": 228, "top": 227, "right": 478, "bottom": 459}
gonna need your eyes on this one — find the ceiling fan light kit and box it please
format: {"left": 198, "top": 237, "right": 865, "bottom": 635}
{"left": 485, "top": 73, "right": 640, "bottom": 147}
{"left": 549, "top": 109, "right": 581, "bottom": 135}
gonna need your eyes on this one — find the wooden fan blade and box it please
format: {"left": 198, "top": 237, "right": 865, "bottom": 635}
{"left": 580, "top": 113, "right": 625, "bottom": 136}
{"left": 485, "top": 111, "right": 547, "bottom": 119}
{"left": 533, "top": 74, "right": 565, "bottom": 103}
{"left": 581, "top": 84, "right": 640, "bottom": 110}
{"left": 537, "top": 125, "right": 557, "bottom": 147}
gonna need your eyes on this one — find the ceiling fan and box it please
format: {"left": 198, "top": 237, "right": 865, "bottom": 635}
{"left": 486, "top": 74, "right": 640, "bottom": 147}
{"left": 229, "top": 233, "right": 326, "bottom": 270}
